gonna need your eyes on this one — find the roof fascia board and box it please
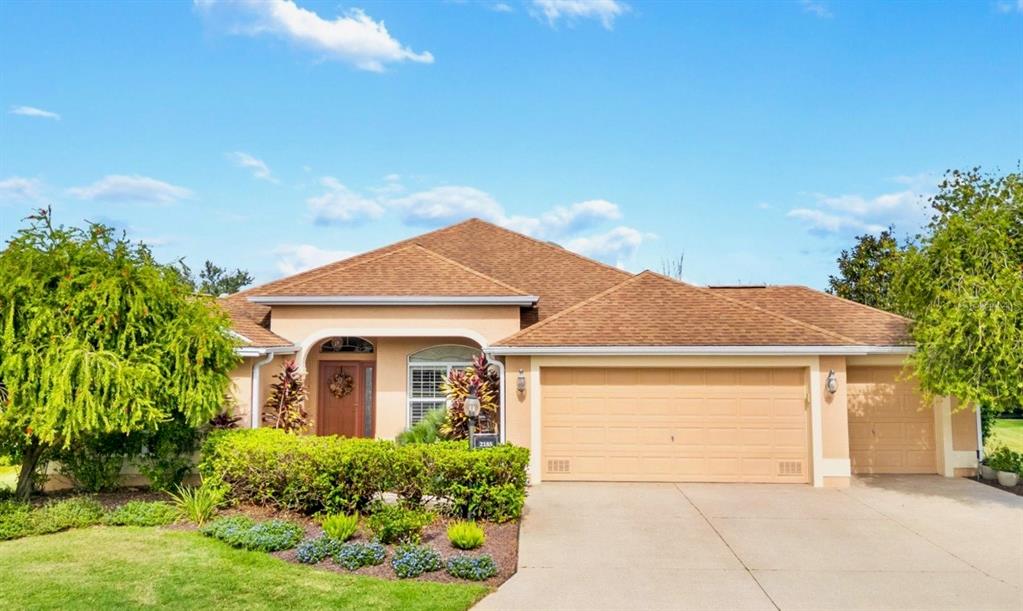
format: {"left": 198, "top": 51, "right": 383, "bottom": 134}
{"left": 235, "top": 345, "right": 299, "bottom": 357}
{"left": 487, "top": 345, "right": 914, "bottom": 356}
{"left": 248, "top": 295, "right": 539, "bottom": 306}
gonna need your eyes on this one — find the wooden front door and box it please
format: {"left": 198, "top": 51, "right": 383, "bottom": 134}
{"left": 318, "top": 361, "right": 373, "bottom": 437}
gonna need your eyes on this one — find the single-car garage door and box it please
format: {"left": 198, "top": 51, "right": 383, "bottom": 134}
{"left": 540, "top": 367, "right": 809, "bottom": 483}
{"left": 847, "top": 366, "right": 936, "bottom": 474}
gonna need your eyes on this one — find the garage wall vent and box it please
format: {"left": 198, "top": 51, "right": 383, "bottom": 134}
{"left": 547, "top": 459, "right": 571, "bottom": 474}
{"left": 777, "top": 460, "right": 803, "bottom": 476}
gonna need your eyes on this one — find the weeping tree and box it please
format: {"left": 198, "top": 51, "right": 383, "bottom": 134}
{"left": 0, "top": 209, "right": 240, "bottom": 499}
{"left": 440, "top": 354, "right": 500, "bottom": 440}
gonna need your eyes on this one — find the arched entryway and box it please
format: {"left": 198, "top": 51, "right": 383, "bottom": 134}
{"left": 313, "top": 336, "right": 376, "bottom": 437}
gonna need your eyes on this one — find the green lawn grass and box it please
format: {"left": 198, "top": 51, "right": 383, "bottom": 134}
{"left": 990, "top": 418, "right": 1023, "bottom": 453}
{"left": 0, "top": 527, "right": 489, "bottom": 610}
{"left": 0, "top": 465, "right": 16, "bottom": 491}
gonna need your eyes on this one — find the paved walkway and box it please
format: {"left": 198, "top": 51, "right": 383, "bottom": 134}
{"left": 476, "top": 476, "right": 1023, "bottom": 610}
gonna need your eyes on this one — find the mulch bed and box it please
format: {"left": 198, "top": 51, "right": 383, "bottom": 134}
{"left": 19, "top": 489, "right": 520, "bottom": 586}
{"left": 973, "top": 475, "right": 1023, "bottom": 497}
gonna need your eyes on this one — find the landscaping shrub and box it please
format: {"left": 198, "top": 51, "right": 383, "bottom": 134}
{"left": 200, "top": 429, "right": 393, "bottom": 514}
{"left": 56, "top": 433, "right": 138, "bottom": 492}
{"left": 200, "top": 429, "right": 529, "bottom": 521}
{"left": 395, "top": 408, "right": 448, "bottom": 446}
{"left": 425, "top": 443, "right": 529, "bottom": 522}
{"left": 320, "top": 513, "right": 359, "bottom": 542}
{"left": 447, "top": 521, "right": 485, "bottom": 550}
{"left": 446, "top": 555, "right": 498, "bottom": 581}
{"left": 0, "top": 500, "right": 32, "bottom": 540}
{"left": 104, "top": 501, "right": 179, "bottom": 527}
{"left": 31, "top": 497, "right": 105, "bottom": 534}
{"left": 367, "top": 502, "right": 434, "bottom": 544}
{"left": 295, "top": 535, "right": 344, "bottom": 564}
{"left": 333, "top": 541, "right": 387, "bottom": 570}
{"left": 390, "top": 544, "right": 443, "bottom": 578}
{"left": 986, "top": 445, "right": 1022, "bottom": 473}
{"left": 136, "top": 413, "right": 202, "bottom": 491}
{"left": 167, "top": 480, "right": 225, "bottom": 526}
{"left": 201, "top": 516, "right": 304, "bottom": 552}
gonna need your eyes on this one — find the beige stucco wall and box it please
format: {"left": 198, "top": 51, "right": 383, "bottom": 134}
{"left": 228, "top": 355, "right": 289, "bottom": 428}
{"left": 503, "top": 355, "right": 532, "bottom": 447}
{"left": 268, "top": 304, "right": 522, "bottom": 347}
{"left": 819, "top": 355, "right": 849, "bottom": 460}
{"left": 950, "top": 397, "right": 979, "bottom": 452}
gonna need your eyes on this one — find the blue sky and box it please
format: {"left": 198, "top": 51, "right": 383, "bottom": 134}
{"left": 2, "top": 0, "right": 1021, "bottom": 288}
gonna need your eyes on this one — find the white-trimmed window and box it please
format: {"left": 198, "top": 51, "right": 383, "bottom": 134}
{"left": 407, "top": 345, "right": 480, "bottom": 426}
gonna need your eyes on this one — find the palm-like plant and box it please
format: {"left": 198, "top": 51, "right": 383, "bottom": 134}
{"left": 262, "top": 360, "right": 308, "bottom": 432}
{"left": 440, "top": 354, "right": 500, "bottom": 439}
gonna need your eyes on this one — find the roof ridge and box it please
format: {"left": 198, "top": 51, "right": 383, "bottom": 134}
{"left": 784, "top": 285, "right": 913, "bottom": 323}
{"left": 242, "top": 219, "right": 479, "bottom": 298}
{"left": 493, "top": 272, "right": 646, "bottom": 345}
{"left": 683, "top": 275, "right": 863, "bottom": 345}
{"left": 259, "top": 244, "right": 423, "bottom": 295}
{"left": 462, "top": 218, "right": 633, "bottom": 280}
{"left": 406, "top": 244, "right": 532, "bottom": 296}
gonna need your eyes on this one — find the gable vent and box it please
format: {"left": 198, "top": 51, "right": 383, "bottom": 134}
{"left": 777, "top": 460, "right": 803, "bottom": 476}
{"left": 547, "top": 459, "right": 571, "bottom": 474}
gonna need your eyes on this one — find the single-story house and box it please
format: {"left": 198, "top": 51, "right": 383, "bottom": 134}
{"left": 223, "top": 218, "right": 980, "bottom": 488}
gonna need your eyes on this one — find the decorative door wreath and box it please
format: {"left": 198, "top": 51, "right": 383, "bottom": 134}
{"left": 328, "top": 370, "right": 354, "bottom": 399}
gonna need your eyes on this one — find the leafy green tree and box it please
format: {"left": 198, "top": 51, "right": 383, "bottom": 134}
{"left": 828, "top": 228, "right": 905, "bottom": 313}
{"left": 178, "top": 260, "right": 254, "bottom": 296}
{"left": 0, "top": 209, "right": 240, "bottom": 499}
{"left": 894, "top": 169, "right": 1022, "bottom": 414}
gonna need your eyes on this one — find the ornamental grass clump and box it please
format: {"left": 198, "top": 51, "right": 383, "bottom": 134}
{"left": 446, "top": 521, "right": 485, "bottom": 550}
{"left": 103, "top": 501, "right": 179, "bottom": 527}
{"left": 167, "top": 480, "right": 225, "bottom": 526}
{"left": 320, "top": 513, "right": 359, "bottom": 542}
{"left": 333, "top": 541, "right": 387, "bottom": 571}
{"left": 390, "top": 544, "right": 442, "bottom": 579}
{"left": 446, "top": 555, "right": 498, "bottom": 581}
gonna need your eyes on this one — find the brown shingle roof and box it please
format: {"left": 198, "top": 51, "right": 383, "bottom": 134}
{"left": 220, "top": 297, "right": 293, "bottom": 348}
{"left": 255, "top": 244, "right": 531, "bottom": 298}
{"left": 709, "top": 285, "right": 912, "bottom": 346}
{"left": 494, "top": 271, "right": 860, "bottom": 347}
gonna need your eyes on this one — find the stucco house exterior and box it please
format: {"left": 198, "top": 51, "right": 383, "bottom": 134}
{"left": 223, "top": 218, "right": 980, "bottom": 488}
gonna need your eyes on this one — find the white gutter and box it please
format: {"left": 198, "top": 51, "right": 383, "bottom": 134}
{"left": 235, "top": 345, "right": 298, "bottom": 357}
{"left": 247, "top": 295, "right": 539, "bottom": 306}
{"left": 249, "top": 352, "right": 275, "bottom": 429}
{"left": 487, "top": 345, "right": 916, "bottom": 356}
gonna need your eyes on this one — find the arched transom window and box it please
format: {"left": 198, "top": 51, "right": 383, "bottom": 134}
{"left": 320, "top": 337, "right": 374, "bottom": 353}
{"left": 407, "top": 345, "right": 481, "bottom": 426}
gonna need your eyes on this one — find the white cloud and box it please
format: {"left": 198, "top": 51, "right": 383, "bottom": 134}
{"left": 531, "top": 0, "right": 628, "bottom": 29}
{"left": 564, "top": 226, "right": 651, "bottom": 268}
{"left": 995, "top": 0, "right": 1023, "bottom": 14}
{"left": 308, "top": 176, "right": 386, "bottom": 223}
{"left": 195, "top": 0, "right": 433, "bottom": 72}
{"left": 0, "top": 177, "right": 45, "bottom": 202}
{"left": 9, "top": 105, "right": 60, "bottom": 120}
{"left": 800, "top": 0, "right": 832, "bottom": 18}
{"left": 503, "top": 199, "right": 622, "bottom": 238}
{"left": 67, "top": 175, "right": 193, "bottom": 204}
{"left": 227, "top": 151, "right": 276, "bottom": 182}
{"left": 389, "top": 185, "right": 506, "bottom": 226}
{"left": 303, "top": 175, "right": 651, "bottom": 266}
{"left": 492, "top": 3, "right": 514, "bottom": 12}
{"left": 786, "top": 177, "right": 935, "bottom": 236}
{"left": 273, "top": 243, "right": 356, "bottom": 275}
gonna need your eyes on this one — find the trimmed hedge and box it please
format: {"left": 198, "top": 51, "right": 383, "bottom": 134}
{"left": 200, "top": 429, "right": 529, "bottom": 521}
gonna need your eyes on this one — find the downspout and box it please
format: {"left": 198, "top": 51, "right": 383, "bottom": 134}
{"left": 250, "top": 352, "right": 275, "bottom": 429}
{"left": 976, "top": 406, "right": 984, "bottom": 464}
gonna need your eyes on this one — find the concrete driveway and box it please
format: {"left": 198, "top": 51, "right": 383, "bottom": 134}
{"left": 476, "top": 476, "right": 1022, "bottom": 610}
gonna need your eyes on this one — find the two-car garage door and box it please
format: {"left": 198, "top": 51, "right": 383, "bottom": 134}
{"left": 540, "top": 367, "right": 810, "bottom": 483}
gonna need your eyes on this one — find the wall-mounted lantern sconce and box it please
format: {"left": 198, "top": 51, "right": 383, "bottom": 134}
{"left": 516, "top": 369, "right": 526, "bottom": 393}
{"left": 826, "top": 369, "right": 838, "bottom": 394}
